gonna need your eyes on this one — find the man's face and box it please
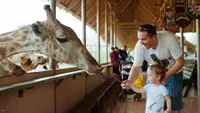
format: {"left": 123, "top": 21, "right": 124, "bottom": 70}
{"left": 137, "top": 31, "right": 153, "bottom": 49}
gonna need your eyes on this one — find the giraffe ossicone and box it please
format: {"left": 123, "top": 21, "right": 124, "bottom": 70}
{"left": 0, "top": 4, "right": 102, "bottom": 76}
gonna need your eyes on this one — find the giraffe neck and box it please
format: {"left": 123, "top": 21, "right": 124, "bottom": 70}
{"left": 0, "top": 26, "right": 44, "bottom": 60}
{"left": 0, "top": 59, "right": 26, "bottom": 77}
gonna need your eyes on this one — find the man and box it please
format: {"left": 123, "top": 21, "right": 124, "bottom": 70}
{"left": 122, "top": 24, "right": 184, "bottom": 113}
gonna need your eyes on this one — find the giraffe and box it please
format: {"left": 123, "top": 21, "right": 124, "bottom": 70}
{"left": 0, "top": 53, "right": 50, "bottom": 77}
{"left": 0, "top": 5, "right": 102, "bottom": 76}
{"left": 0, "top": 53, "right": 53, "bottom": 78}
{"left": 0, "top": 59, "right": 26, "bottom": 77}
{"left": 10, "top": 53, "right": 49, "bottom": 72}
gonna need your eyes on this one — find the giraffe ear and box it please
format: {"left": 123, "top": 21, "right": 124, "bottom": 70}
{"left": 31, "top": 24, "right": 41, "bottom": 36}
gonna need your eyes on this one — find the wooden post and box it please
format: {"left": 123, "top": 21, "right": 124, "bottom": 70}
{"left": 50, "top": 0, "right": 56, "bottom": 15}
{"left": 180, "top": 28, "right": 184, "bottom": 53}
{"left": 115, "top": 21, "right": 118, "bottom": 47}
{"left": 105, "top": 0, "right": 108, "bottom": 62}
{"left": 110, "top": 9, "right": 113, "bottom": 47}
{"left": 81, "top": 0, "right": 86, "bottom": 45}
{"left": 50, "top": 1, "right": 57, "bottom": 113}
{"left": 113, "top": 19, "right": 116, "bottom": 47}
{"left": 97, "top": 0, "right": 100, "bottom": 63}
{"left": 196, "top": 19, "right": 200, "bottom": 104}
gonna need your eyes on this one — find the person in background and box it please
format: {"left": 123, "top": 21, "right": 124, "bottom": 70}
{"left": 110, "top": 47, "right": 120, "bottom": 74}
{"left": 119, "top": 46, "right": 128, "bottom": 63}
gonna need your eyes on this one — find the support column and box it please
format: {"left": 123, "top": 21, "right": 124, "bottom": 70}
{"left": 97, "top": 0, "right": 100, "bottom": 63}
{"left": 81, "top": 0, "right": 86, "bottom": 45}
{"left": 50, "top": 0, "right": 56, "bottom": 15}
{"left": 196, "top": 19, "right": 200, "bottom": 104}
{"left": 110, "top": 9, "right": 113, "bottom": 47}
{"left": 50, "top": 1, "right": 57, "bottom": 113}
{"left": 105, "top": 0, "right": 108, "bottom": 62}
{"left": 115, "top": 21, "right": 118, "bottom": 47}
{"left": 113, "top": 18, "right": 116, "bottom": 47}
{"left": 49, "top": 0, "right": 57, "bottom": 71}
{"left": 180, "top": 28, "right": 184, "bottom": 53}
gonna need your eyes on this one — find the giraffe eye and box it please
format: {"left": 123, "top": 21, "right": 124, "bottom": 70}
{"left": 32, "top": 24, "right": 41, "bottom": 36}
{"left": 56, "top": 37, "right": 68, "bottom": 43}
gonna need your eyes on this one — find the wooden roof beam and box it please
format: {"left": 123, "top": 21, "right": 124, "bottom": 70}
{"left": 140, "top": 0, "right": 156, "bottom": 16}
{"left": 88, "top": 5, "right": 105, "bottom": 25}
{"left": 64, "top": 0, "right": 72, "bottom": 7}
{"left": 120, "top": 0, "right": 132, "bottom": 12}
{"left": 107, "top": 1, "right": 116, "bottom": 17}
{"left": 156, "top": 0, "right": 168, "bottom": 24}
{"left": 160, "top": 0, "right": 168, "bottom": 12}
{"left": 119, "top": 21, "right": 147, "bottom": 26}
{"left": 86, "top": 0, "right": 96, "bottom": 10}
{"left": 86, "top": 7, "right": 96, "bottom": 23}
{"left": 68, "top": 1, "right": 79, "bottom": 10}
{"left": 121, "top": 26, "right": 135, "bottom": 29}
{"left": 73, "top": 2, "right": 81, "bottom": 12}
{"left": 138, "top": 0, "right": 156, "bottom": 18}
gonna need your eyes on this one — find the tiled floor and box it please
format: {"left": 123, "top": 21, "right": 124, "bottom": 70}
{"left": 111, "top": 86, "right": 200, "bottom": 113}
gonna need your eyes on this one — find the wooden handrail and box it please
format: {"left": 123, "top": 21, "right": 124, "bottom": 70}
{"left": 0, "top": 70, "right": 86, "bottom": 92}
{"left": 0, "top": 64, "right": 112, "bottom": 92}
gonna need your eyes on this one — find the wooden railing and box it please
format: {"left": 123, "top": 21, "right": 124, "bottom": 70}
{"left": 0, "top": 63, "right": 113, "bottom": 113}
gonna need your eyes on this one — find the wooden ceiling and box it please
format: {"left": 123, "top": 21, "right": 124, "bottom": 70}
{"left": 57, "top": 0, "right": 170, "bottom": 36}
{"left": 56, "top": 0, "right": 196, "bottom": 53}
{"left": 57, "top": 0, "right": 169, "bottom": 35}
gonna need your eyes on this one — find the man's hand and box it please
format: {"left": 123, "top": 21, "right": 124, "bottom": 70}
{"left": 161, "top": 76, "right": 168, "bottom": 85}
{"left": 121, "top": 80, "right": 132, "bottom": 89}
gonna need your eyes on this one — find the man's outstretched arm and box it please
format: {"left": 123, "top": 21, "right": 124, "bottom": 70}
{"left": 128, "top": 65, "right": 141, "bottom": 83}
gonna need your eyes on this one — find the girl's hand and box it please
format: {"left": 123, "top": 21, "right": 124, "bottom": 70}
{"left": 121, "top": 80, "right": 132, "bottom": 89}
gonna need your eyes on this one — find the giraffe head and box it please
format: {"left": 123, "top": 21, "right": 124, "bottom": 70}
{"left": 20, "top": 53, "right": 48, "bottom": 72}
{"left": 31, "top": 5, "right": 102, "bottom": 75}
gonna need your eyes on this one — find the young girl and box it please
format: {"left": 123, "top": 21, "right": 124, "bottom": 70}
{"left": 121, "top": 64, "right": 172, "bottom": 113}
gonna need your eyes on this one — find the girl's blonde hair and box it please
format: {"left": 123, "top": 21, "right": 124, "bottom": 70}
{"left": 148, "top": 64, "right": 166, "bottom": 82}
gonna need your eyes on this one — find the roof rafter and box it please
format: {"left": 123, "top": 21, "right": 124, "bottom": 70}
{"left": 120, "top": 0, "right": 132, "bottom": 12}
{"left": 68, "top": 1, "right": 79, "bottom": 10}
{"left": 138, "top": 0, "right": 156, "bottom": 18}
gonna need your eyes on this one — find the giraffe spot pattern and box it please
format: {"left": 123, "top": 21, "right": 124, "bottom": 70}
{"left": 0, "top": 47, "right": 7, "bottom": 57}
{"left": 9, "top": 47, "right": 15, "bottom": 53}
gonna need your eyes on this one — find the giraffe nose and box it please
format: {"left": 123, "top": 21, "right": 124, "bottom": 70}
{"left": 26, "top": 58, "right": 32, "bottom": 66}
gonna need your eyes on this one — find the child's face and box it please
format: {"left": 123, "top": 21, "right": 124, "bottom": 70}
{"left": 147, "top": 69, "right": 160, "bottom": 84}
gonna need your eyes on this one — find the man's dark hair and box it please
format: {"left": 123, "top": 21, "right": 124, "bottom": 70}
{"left": 111, "top": 47, "right": 114, "bottom": 50}
{"left": 138, "top": 24, "right": 157, "bottom": 37}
